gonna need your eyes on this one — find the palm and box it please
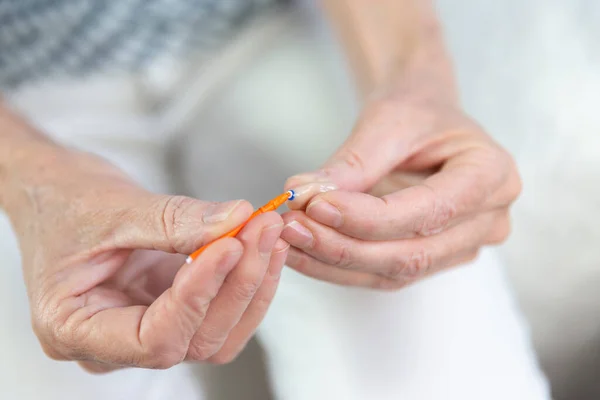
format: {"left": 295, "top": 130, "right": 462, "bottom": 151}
{"left": 369, "top": 169, "right": 429, "bottom": 198}
{"left": 73, "top": 249, "right": 186, "bottom": 373}
{"left": 81, "top": 250, "right": 186, "bottom": 310}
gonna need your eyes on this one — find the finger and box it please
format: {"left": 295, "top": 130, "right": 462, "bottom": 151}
{"left": 416, "top": 146, "right": 520, "bottom": 219}
{"left": 208, "top": 239, "right": 289, "bottom": 364}
{"left": 186, "top": 212, "right": 283, "bottom": 361}
{"left": 285, "top": 102, "right": 418, "bottom": 192}
{"left": 301, "top": 148, "right": 518, "bottom": 241}
{"left": 47, "top": 238, "right": 242, "bottom": 368}
{"left": 286, "top": 247, "right": 385, "bottom": 288}
{"left": 284, "top": 182, "right": 339, "bottom": 211}
{"left": 286, "top": 245, "right": 480, "bottom": 291}
{"left": 303, "top": 188, "right": 464, "bottom": 241}
{"left": 281, "top": 210, "right": 500, "bottom": 280}
{"left": 110, "top": 195, "right": 254, "bottom": 255}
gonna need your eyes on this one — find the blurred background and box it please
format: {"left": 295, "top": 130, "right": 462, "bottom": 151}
{"left": 438, "top": 1, "right": 600, "bottom": 398}
{"left": 170, "top": 1, "right": 600, "bottom": 398}
{"left": 1, "top": 1, "right": 598, "bottom": 399}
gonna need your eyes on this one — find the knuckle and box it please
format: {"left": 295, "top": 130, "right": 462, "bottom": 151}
{"left": 160, "top": 195, "right": 197, "bottom": 250}
{"left": 407, "top": 249, "right": 433, "bottom": 276}
{"left": 385, "top": 258, "right": 407, "bottom": 280}
{"left": 231, "top": 279, "right": 262, "bottom": 303}
{"left": 386, "top": 249, "right": 432, "bottom": 280}
{"left": 181, "top": 297, "right": 210, "bottom": 323}
{"left": 188, "top": 335, "right": 225, "bottom": 361}
{"left": 415, "top": 185, "right": 456, "bottom": 236}
{"left": 330, "top": 245, "right": 353, "bottom": 269}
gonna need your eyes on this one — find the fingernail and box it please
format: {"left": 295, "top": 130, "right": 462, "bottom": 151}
{"left": 259, "top": 223, "right": 284, "bottom": 256}
{"left": 286, "top": 183, "right": 339, "bottom": 210}
{"left": 288, "top": 170, "right": 330, "bottom": 187}
{"left": 291, "top": 183, "right": 338, "bottom": 198}
{"left": 306, "top": 200, "right": 343, "bottom": 228}
{"left": 281, "top": 221, "right": 313, "bottom": 248}
{"left": 203, "top": 200, "right": 243, "bottom": 224}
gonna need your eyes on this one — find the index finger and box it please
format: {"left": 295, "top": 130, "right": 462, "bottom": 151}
{"left": 304, "top": 148, "right": 518, "bottom": 241}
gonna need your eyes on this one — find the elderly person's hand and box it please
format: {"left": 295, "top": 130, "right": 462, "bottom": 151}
{"left": 280, "top": 0, "right": 521, "bottom": 291}
{"left": 282, "top": 79, "right": 521, "bottom": 290}
{"left": 0, "top": 111, "right": 286, "bottom": 372}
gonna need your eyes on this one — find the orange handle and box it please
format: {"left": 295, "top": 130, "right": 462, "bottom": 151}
{"left": 186, "top": 191, "right": 294, "bottom": 263}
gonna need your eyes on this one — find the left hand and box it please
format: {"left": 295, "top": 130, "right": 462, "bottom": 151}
{"left": 281, "top": 91, "right": 522, "bottom": 290}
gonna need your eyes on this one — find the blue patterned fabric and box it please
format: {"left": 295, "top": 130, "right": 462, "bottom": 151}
{"left": 0, "top": 0, "right": 287, "bottom": 89}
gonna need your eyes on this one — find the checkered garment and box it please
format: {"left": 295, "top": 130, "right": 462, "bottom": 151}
{"left": 0, "top": 0, "right": 287, "bottom": 89}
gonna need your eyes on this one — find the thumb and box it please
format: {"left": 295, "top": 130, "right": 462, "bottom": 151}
{"left": 112, "top": 194, "right": 254, "bottom": 255}
{"left": 287, "top": 114, "right": 409, "bottom": 193}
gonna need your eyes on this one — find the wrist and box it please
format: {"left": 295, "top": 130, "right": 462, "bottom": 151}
{"left": 323, "top": 0, "right": 455, "bottom": 101}
{"left": 0, "top": 107, "right": 65, "bottom": 214}
{"left": 367, "top": 18, "right": 459, "bottom": 108}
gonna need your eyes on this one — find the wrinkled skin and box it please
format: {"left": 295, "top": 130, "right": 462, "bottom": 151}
{"left": 6, "top": 146, "right": 287, "bottom": 372}
{"left": 282, "top": 90, "right": 521, "bottom": 290}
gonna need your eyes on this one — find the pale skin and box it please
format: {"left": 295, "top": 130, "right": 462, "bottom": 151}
{"left": 0, "top": 0, "right": 520, "bottom": 372}
{"left": 0, "top": 109, "right": 288, "bottom": 371}
{"left": 282, "top": 0, "right": 521, "bottom": 290}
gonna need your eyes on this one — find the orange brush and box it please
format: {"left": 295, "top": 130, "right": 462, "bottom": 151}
{"left": 186, "top": 190, "right": 296, "bottom": 264}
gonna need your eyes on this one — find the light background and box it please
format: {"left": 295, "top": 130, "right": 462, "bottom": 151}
{"left": 0, "top": 1, "right": 596, "bottom": 399}
{"left": 177, "top": 1, "right": 600, "bottom": 398}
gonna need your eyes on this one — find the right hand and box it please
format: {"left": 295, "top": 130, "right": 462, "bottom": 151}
{"left": 5, "top": 143, "right": 286, "bottom": 372}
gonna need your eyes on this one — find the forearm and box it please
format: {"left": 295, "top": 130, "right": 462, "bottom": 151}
{"left": 321, "top": 0, "right": 458, "bottom": 103}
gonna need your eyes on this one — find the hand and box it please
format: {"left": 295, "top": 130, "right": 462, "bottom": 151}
{"left": 282, "top": 91, "right": 521, "bottom": 290}
{"left": 6, "top": 145, "right": 286, "bottom": 372}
